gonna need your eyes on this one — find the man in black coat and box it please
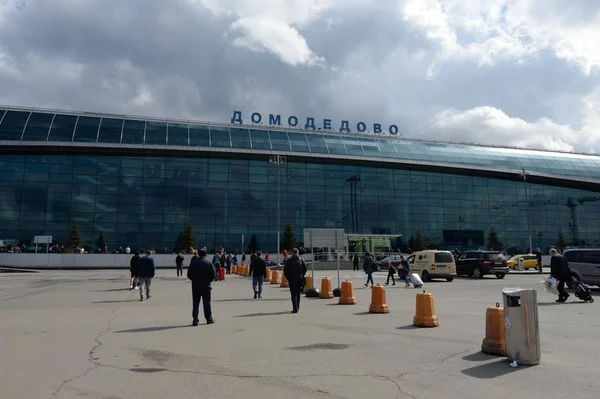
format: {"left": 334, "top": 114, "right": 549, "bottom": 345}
{"left": 249, "top": 251, "right": 267, "bottom": 299}
{"left": 283, "top": 248, "right": 307, "bottom": 314}
{"left": 129, "top": 251, "right": 141, "bottom": 290}
{"left": 550, "top": 248, "right": 571, "bottom": 302}
{"left": 187, "top": 248, "right": 216, "bottom": 326}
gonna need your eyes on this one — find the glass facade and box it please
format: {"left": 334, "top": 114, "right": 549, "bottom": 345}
{"left": 1, "top": 106, "right": 600, "bottom": 252}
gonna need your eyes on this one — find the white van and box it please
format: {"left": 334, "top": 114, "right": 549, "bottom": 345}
{"left": 563, "top": 248, "right": 600, "bottom": 287}
{"left": 407, "top": 250, "right": 457, "bottom": 282}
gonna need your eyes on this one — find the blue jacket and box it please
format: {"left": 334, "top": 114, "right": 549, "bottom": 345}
{"left": 138, "top": 255, "right": 156, "bottom": 278}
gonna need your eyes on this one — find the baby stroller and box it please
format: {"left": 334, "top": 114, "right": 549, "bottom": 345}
{"left": 568, "top": 275, "right": 594, "bottom": 303}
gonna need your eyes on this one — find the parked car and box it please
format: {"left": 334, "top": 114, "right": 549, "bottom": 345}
{"left": 406, "top": 250, "right": 457, "bottom": 282}
{"left": 507, "top": 254, "right": 538, "bottom": 270}
{"left": 456, "top": 251, "right": 509, "bottom": 278}
{"left": 374, "top": 255, "right": 403, "bottom": 271}
{"left": 563, "top": 248, "right": 600, "bottom": 287}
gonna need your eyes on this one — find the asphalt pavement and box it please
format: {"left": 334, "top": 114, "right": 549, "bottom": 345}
{"left": 1, "top": 269, "right": 598, "bottom": 399}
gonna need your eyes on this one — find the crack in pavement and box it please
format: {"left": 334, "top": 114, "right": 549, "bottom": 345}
{"left": 48, "top": 306, "right": 120, "bottom": 399}
{"left": 73, "top": 361, "right": 417, "bottom": 398}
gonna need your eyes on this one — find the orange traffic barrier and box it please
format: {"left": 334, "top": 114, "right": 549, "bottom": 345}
{"left": 319, "top": 277, "right": 334, "bottom": 299}
{"left": 303, "top": 275, "right": 313, "bottom": 293}
{"left": 270, "top": 270, "right": 281, "bottom": 284}
{"left": 243, "top": 265, "right": 249, "bottom": 276}
{"left": 339, "top": 280, "right": 356, "bottom": 305}
{"left": 369, "top": 284, "right": 389, "bottom": 313}
{"left": 232, "top": 265, "right": 238, "bottom": 275}
{"left": 413, "top": 290, "right": 439, "bottom": 327}
{"left": 265, "top": 268, "right": 272, "bottom": 282}
{"left": 280, "top": 273, "right": 289, "bottom": 288}
{"left": 481, "top": 303, "right": 506, "bottom": 356}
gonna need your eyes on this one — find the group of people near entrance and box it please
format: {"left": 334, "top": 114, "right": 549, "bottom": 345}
{"left": 129, "top": 247, "right": 307, "bottom": 326}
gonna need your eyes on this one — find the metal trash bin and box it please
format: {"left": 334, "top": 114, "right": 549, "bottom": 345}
{"left": 517, "top": 257, "right": 524, "bottom": 271}
{"left": 502, "top": 288, "right": 540, "bottom": 365}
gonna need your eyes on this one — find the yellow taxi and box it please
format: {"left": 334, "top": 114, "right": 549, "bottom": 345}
{"left": 507, "top": 254, "right": 538, "bottom": 270}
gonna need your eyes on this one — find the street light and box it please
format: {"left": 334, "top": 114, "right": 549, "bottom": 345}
{"left": 520, "top": 168, "right": 534, "bottom": 254}
{"left": 269, "top": 155, "right": 287, "bottom": 264}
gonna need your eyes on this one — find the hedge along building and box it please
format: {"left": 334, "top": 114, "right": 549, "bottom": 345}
{"left": 1, "top": 104, "right": 600, "bottom": 254}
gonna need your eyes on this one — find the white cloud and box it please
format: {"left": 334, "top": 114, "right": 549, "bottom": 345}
{"left": 402, "top": 0, "right": 600, "bottom": 74}
{"left": 190, "top": 0, "right": 335, "bottom": 66}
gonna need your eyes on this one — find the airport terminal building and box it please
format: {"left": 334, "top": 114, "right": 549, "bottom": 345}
{"left": 1, "top": 105, "right": 600, "bottom": 253}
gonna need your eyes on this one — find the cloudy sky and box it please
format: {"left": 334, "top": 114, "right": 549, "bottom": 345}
{"left": 1, "top": 0, "right": 599, "bottom": 153}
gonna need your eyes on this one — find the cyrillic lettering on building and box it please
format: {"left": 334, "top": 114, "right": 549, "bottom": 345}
{"left": 339, "top": 120, "right": 351, "bottom": 133}
{"left": 356, "top": 122, "right": 367, "bottom": 132}
{"left": 389, "top": 125, "right": 399, "bottom": 135}
{"left": 373, "top": 123, "right": 382, "bottom": 134}
{"left": 304, "top": 117, "right": 316, "bottom": 130}
{"left": 288, "top": 116, "right": 298, "bottom": 127}
{"left": 231, "top": 111, "right": 243, "bottom": 124}
{"left": 268, "top": 114, "right": 281, "bottom": 126}
{"left": 323, "top": 119, "right": 332, "bottom": 130}
{"left": 251, "top": 112, "right": 262, "bottom": 124}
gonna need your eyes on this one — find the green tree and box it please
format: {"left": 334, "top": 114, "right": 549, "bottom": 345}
{"left": 179, "top": 220, "right": 196, "bottom": 252}
{"left": 95, "top": 232, "right": 107, "bottom": 253}
{"left": 487, "top": 227, "right": 504, "bottom": 251}
{"left": 248, "top": 234, "right": 260, "bottom": 252}
{"left": 408, "top": 229, "right": 427, "bottom": 251}
{"left": 281, "top": 223, "right": 298, "bottom": 251}
{"left": 68, "top": 220, "right": 83, "bottom": 248}
{"left": 557, "top": 229, "right": 568, "bottom": 251}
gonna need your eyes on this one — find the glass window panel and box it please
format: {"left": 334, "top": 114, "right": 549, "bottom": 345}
{"left": 0, "top": 110, "right": 4, "bottom": 121}
{"left": 377, "top": 140, "right": 397, "bottom": 158}
{"left": 144, "top": 121, "right": 167, "bottom": 145}
{"left": 48, "top": 114, "right": 77, "bottom": 142}
{"left": 209, "top": 126, "right": 231, "bottom": 148}
{"left": 189, "top": 124, "right": 210, "bottom": 147}
{"left": 73, "top": 116, "right": 101, "bottom": 143}
{"left": 341, "top": 137, "right": 364, "bottom": 156}
{"left": 0, "top": 110, "right": 30, "bottom": 140}
{"left": 269, "top": 131, "right": 291, "bottom": 151}
{"left": 249, "top": 129, "right": 271, "bottom": 150}
{"left": 287, "top": 132, "right": 310, "bottom": 152}
{"left": 229, "top": 128, "right": 251, "bottom": 149}
{"left": 305, "top": 134, "right": 328, "bottom": 154}
{"left": 22, "top": 112, "right": 53, "bottom": 141}
{"left": 324, "top": 136, "right": 347, "bottom": 155}
{"left": 121, "top": 119, "right": 145, "bottom": 144}
{"left": 97, "top": 118, "right": 123, "bottom": 144}
{"left": 359, "top": 139, "right": 381, "bottom": 156}
{"left": 166, "top": 123, "right": 188, "bottom": 146}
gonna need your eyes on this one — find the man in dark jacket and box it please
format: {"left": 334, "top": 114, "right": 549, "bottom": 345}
{"left": 249, "top": 251, "right": 267, "bottom": 299}
{"left": 283, "top": 248, "right": 307, "bottom": 313}
{"left": 175, "top": 252, "right": 184, "bottom": 277}
{"left": 138, "top": 250, "right": 156, "bottom": 301}
{"left": 129, "top": 251, "right": 141, "bottom": 290}
{"left": 187, "top": 248, "right": 216, "bottom": 326}
{"left": 550, "top": 248, "right": 571, "bottom": 302}
{"left": 535, "top": 248, "right": 543, "bottom": 273}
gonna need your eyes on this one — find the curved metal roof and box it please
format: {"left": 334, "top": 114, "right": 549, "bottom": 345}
{"left": 1, "top": 105, "right": 599, "bottom": 183}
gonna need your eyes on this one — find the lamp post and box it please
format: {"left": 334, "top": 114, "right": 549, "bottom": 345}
{"left": 520, "top": 169, "right": 534, "bottom": 254}
{"left": 269, "top": 155, "right": 286, "bottom": 264}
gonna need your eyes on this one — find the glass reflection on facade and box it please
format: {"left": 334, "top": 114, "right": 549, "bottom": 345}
{"left": 1, "top": 106, "right": 600, "bottom": 252}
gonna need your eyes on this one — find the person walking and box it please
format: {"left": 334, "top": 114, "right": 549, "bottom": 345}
{"left": 550, "top": 248, "right": 571, "bottom": 303}
{"left": 175, "top": 252, "right": 184, "bottom": 277}
{"left": 249, "top": 251, "right": 267, "bottom": 299}
{"left": 226, "top": 253, "right": 233, "bottom": 275}
{"left": 400, "top": 255, "right": 411, "bottom": 288}
{"left": 363, "top": 252, "right": 374, "bottom": 288}
{"left": 187, "top": 248, "right": 216, "bottom": 326}
{"left": 129, "top": 251, "right": 141, "bottom": 290}
{"left": 283, "top": 248, "right": 307, "bottom": 313}
{"left": 138, "top": 250, "right": 155, "bottom": 301}
{"left": 352, "top": 253, "right": 360, "bottom": 271}
{"left": 535, "top": 248, "right": 543, "bottom": 273}
{"left": 384, "top": 258, "right": 396, "bottom": 286}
